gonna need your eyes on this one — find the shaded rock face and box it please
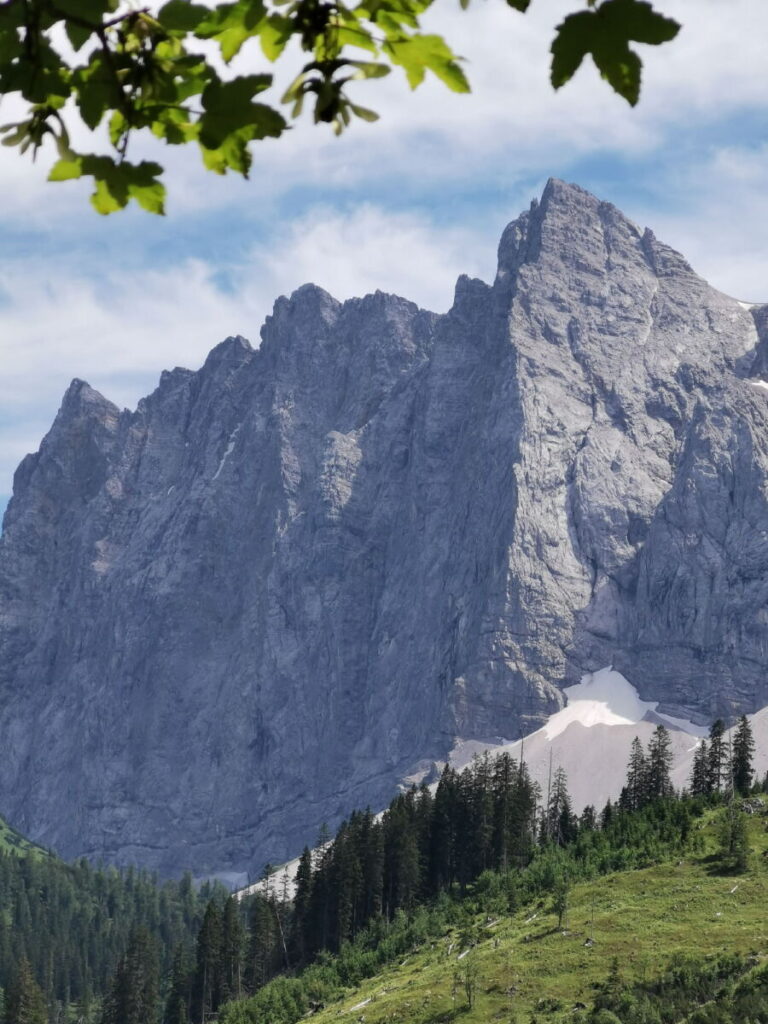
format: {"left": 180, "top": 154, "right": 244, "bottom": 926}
{"left": 2, "top": 179, "right": 768, "bottom": 876}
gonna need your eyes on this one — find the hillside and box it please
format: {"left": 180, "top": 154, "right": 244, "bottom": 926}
{"left": 227, "top": 808, "right": 768, "bottom": 1024}
{"left": 0, "top": 821, "right": 222, "bottom": 1014}
{"left": 0, "top": 812, "right": 48, "bottom": 856}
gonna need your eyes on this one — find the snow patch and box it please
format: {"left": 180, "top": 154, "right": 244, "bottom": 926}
{"left": 212, "top": 424, "right": 242, "bottom": 481}
{"left": 750, "top": 380, "right": 768, "bottom": 392}
{"left": 543, "top": 668, "right": 654, "bottom": 739}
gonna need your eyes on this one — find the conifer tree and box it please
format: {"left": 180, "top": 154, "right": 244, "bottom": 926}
{"left": 542, "top": 767, "right": 576, "bottom": 847}
{"left": 100, "top": 928, "right": 159, "bottom": 1024}
{"left": 580, "top": 805, "right": 597, "bottom": 831}
{"left": 468, "top": 753, "right": 495, "bottom": 875}
{"left": 646, "top": 725, "right": 674, "bottom": 801}
{"left": 689, "top": 739, "right": 710, "bottom": 796}
{"left": 600, "top": 799, "right": 614, "bottom": 829}
{"left": 221, "top": 898, "right": 246, "bottom": 1004}
{"left": 359, "top": 812, "right": 385, "bottom": 922}
{"left": 509, "top": 760, "right": 538, "bottom": 869}
{"left": 245, "top": 896, "right": 280, "bottom": 992}
{"left": 625, "top": 737, "right": 648, "bottom": 810}
{"left": 4, "top": 957, "right": 47, "bottom": 1024}
{"left": 491, "top": 753, "right": 515, "bottom": 872}
{"left": 718, "top": 804, "right": 750, "bottom": 871}
{"left": 430, "top": 767, "right": 460, "bottom": 891}
{"left": 164, "top": 945, "right": 192, "bottom": 1024}
{"left": 707, "top": 719, "right": 727, "bottom": 793}
{"left": 291, "top": 848, "right": 314, "bottom": 965}
{"left": 193, "top": 901, "right": 223, "bottom": 1022}
{"left": 731, "top": 715, "right": 756, "bottom": 796}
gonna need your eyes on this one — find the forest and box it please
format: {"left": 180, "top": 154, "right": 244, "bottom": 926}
{"left": 0, "top": 717, "right": 761, "bottom": 1024}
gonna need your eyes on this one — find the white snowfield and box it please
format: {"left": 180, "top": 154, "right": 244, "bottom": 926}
{"left": 235, "top": 668, "right": 768, "bottom": 898}
{"left": 541, "top": 668, "right": 705, "bottom": 740}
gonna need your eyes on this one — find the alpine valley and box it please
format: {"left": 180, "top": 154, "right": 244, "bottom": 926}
{"left": 3, "top": 179, "right": 768, "bottom": 884}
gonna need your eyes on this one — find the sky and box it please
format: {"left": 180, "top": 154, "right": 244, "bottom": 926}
{"left": 2, "top": 0, "right": 768, "bottom": 515}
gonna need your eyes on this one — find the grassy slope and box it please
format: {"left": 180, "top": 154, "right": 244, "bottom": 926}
{"left": 311, "top": 810, "right": 768, "bottom": 1024}
{"left": 0, "top": 813, "right": 48, "bottom": 856}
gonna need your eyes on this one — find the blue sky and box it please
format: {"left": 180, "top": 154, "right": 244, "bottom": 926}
{"left": 2, "top": 0, "right": 768, "bottom": 516}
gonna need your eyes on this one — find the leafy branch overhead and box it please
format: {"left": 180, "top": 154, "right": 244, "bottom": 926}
{"left": 0, "top": 0, "right": 680, "bottom": 214}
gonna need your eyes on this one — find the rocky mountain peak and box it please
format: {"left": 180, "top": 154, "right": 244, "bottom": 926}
{"left": 2, "top": 182, "right": 768, "bottom": 879}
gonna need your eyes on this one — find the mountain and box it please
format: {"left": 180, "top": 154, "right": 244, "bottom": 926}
{"left": 2, "top": 179, "right": 768, "bottom": 879}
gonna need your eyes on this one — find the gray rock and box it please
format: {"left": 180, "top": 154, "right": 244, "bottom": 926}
{"left": 2, "top": 179, "right": 768, "bottom": 876}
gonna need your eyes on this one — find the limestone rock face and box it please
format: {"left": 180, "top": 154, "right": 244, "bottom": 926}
{"left": 2, "top": 180, "right": 768, "bottom": 876}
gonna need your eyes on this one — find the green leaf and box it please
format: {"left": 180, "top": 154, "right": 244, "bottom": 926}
{"left": 505, "top": 0, "right": 531, "bottom": 9}
{"left": 1, "top": 123, "right": 30, "bottom": 147}
{"left": 151, "top": 107, "right": 199, "bottom": 145}
{"left": 258, "top": 13, "right": 293, "bottom": 61}
{"left": 610, "top": 0, "right": 680, "bottom": 44}
{"left": 384, "top": 34, "right": 469, "bottom": 91}
{"left": 48, "top": 156, "right": 83, "bottom": 181}
{"left": 348, "top": 60, "right": 391, "bottom": 79}
{"left": 108, "top": 110, "right": 128, "bottom": 147}
{"left": 551, "top": 0, "right": 679, "bottom": 105}
{"left": 91, "top": 177, "right": 123, "bottom": 214}
{"left": 53, "top": 0, "right": 115, "bottom": 22}
{"left": 334, "top": 23, "right": 377, "bottom": 54}
{"left": 49, "top": 154, "right": 166, "bottom": 215}
{"left": 594, "top": 43, "right": 641, "bottom": 104}
{"left": 157, "top": 0, "right": 211, "bottom": 33}
{"left": 129, "top": 178, "right": 166, "bottom": 214}
{"left": 64, "top": 20, "right": 93, "bottom": 51}
{"left": 349, "top": 102, "right": 379, "bottom": 121}
{"left": 73, "top": 56, "right": 118, "bottom": 130}
{"left": 550, "top": 10, "right": 592, "bottom": 88}
{"left": 200, "top": 74, "right": 281, "bottom": 147}
{"left": 195, "top": 0, "right": 267, "bottom": 61}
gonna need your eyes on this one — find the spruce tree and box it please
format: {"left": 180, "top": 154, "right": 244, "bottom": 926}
{"left": 508, "top": 760, "right": 538, "bottom": 870}
{"left": 625, "top": 737, "right": 648, "bottom": 810}
{"left": 707, "top": 719, "right": 727, "bottom": 793}
{"left": 600, "top": 799, "right": 614, "bottom": 829}
{"left": 580, "top": 805, "right": 597, "bottom": 831}
{"left": 646, "top": 725, "right": 674, "bottom": 801}
{"left": 542, "top": 768, "right": 576, "bottom": 846}
{"left": 245, "top": 896, "right": 280, "bottom": 992}
{"left": 4, "top": 957, "right": 47, "bottom": 1024}
{"left": 291, "top": 848, "right": 314, "bottom": 965}
{"left": 360, "top": 812, "right": 385, "bottom": 921}
{"left": 100, "top": 928, "right": 159, "bottom": 1024}
{"left": 164, "top": 945, "right": 192, "bottom": 1024}
{"left": 221, "top": 898, "right": 246, "bottom": 1004}
{"left": 689, "top": 739, "right": 710, "bottom": 796}
{"left": 718, "top": 804, "right": 750, "bottom": 871}
{"left": 193, "top": 901, "right": 223, "bottom": 1022}
{"left": 731, "top": 715, "right": 755, "bottom": 796}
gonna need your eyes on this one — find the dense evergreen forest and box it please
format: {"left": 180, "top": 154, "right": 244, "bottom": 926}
{"left": 0, "top": 716, "right": 762, "bottom": 1024}
{"left": 0, "top": 852, "right": 224, "bottom": 1022}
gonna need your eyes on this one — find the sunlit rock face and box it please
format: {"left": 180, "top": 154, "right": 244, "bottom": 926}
{"left": 2, "top": 179, "right": 768, "bottom": 877}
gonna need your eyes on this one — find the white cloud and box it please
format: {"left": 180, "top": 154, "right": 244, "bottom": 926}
{"left": 2, "top": 0, "right": 768, "bottom": 217}
{"left": 626, "top": 143, "right": 768, "bottom": 302}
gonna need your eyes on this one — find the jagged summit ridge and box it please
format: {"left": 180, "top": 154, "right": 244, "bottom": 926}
{"left": 2, "top": 181, "right": 768, "bottom": 878}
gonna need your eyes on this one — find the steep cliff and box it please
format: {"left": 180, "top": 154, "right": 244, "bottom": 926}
{"left": 2, "top": 180, "right": 767, "bottom": 877}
